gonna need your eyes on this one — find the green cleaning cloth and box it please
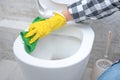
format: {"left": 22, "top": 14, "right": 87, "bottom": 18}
{"left": 20, "top": 17, "right": 46, "bottom": 54}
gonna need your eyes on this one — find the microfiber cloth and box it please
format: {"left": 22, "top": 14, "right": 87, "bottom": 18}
{"left": 20, "top": 17, "right": 46, "bottom": 54}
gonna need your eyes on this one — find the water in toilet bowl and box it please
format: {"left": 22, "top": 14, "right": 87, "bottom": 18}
{"left": 30, "top": 34, "right": 81, "bottom": 60}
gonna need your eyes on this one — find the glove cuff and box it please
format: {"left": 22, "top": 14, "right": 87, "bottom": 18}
{"left": 49, "top": 12, "right": 66, "bottom": 30}
{"left": 53, "top": 12, "right": 66, "bottom": 19}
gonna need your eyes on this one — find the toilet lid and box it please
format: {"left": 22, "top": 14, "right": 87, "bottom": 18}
{"left": 37, "top": 0, "right": 67, "bottom": 18}
{"left": 37, "top": 0, "right": 81, "bottom": 18}
{"left": 51, "top": 0, "right": 79, "bottom": 5}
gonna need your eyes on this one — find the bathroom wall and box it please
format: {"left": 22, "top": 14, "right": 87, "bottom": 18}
{"left": 90, "top": 14, "right": 120, "bottom": 67}
{"left": 0, "top": 0, "right": 120, "bottom": 68}
{"left": 0, "top": 27, "right": 19, "bottom": 60}
{"left": 0, "top": 0, "right": 38, "bottom": 21}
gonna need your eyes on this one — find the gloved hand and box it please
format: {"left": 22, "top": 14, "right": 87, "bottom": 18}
{"left": 25, "top": 12, "right": 66, "bottom": 44}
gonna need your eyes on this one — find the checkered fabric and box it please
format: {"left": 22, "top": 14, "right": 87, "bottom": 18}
{"left": 68, "top": 0, "right": 120, "bottom": 22}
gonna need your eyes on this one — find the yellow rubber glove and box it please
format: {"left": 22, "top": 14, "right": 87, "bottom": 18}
{"left": 25, "top": 12, "right": 66, "bottom": 44}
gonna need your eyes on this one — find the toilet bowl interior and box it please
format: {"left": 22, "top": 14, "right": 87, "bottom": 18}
{"left": 30, "top": 25, "right": 83, "bottom": 60}
{"left": 31, "top": 34, "right": 81, "bottom": 60}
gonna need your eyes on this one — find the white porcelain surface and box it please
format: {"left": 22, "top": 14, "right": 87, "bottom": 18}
{"left": 37, "top": 0, "right": 80, "bottom": 18}
{"left": 13, "top": 0, "right": 94, "bottom": 80}
{"left": 51, "top": 0, "right": 79, "bottom": 5}
{"left": 0, "top": 60, "right": 92, "bottom": 80}
{"left": 13, "top": 22, "right": 94, "bottom": 80}
{"left": 37, "top": 0, "right": 67, "bottom": 18}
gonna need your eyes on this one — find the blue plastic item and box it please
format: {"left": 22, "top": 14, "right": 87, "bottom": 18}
{"left": 98, "top": 60, "right": 120, "bottom": 80}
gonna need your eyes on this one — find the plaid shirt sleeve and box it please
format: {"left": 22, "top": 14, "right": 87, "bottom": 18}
{"left": 68, "top": 0, "right": 120, "bottom": 22}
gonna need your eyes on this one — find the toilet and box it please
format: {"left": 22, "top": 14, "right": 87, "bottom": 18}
{"left": 13, "top": 0, "right": 95, "bottom": 80}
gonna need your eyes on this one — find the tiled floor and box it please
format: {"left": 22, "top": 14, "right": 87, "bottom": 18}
{"left": 0, "top": 60, "right": 92, "bottom": 80}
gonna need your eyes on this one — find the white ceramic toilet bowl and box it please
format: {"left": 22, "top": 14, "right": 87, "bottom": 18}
{"left": 13, "top": 0, "right": 94, "bottom": 80}
{"left": 13, "top": 22, "right": 94, "bottom": 80}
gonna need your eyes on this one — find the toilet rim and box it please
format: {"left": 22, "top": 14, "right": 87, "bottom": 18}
{"left": 13, "top": 24, "right": 94, "bottom": 68}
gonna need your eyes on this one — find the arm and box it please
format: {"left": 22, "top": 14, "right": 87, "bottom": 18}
{"left": 61, "top": 9, "right": 73, "bottom": 21}
{"left": 62, "top": 0, "right": 120, "bottom": 22}
{"left": 26, "top": 0, "right": 120, "bottom": 44}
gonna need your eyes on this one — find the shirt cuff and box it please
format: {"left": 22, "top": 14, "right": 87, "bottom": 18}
{"left": 67, "top": 0, "right": 87, "bottom": 23}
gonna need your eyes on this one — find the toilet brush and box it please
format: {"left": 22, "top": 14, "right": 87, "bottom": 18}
{"left": 92, "top": 31, "right": 113, "bottom": 80}
{"left": 104, "top": 31, "right": 112, "bottom": 59}
{"left": 98, "top": 31, "right": 112, "bottom": 69}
